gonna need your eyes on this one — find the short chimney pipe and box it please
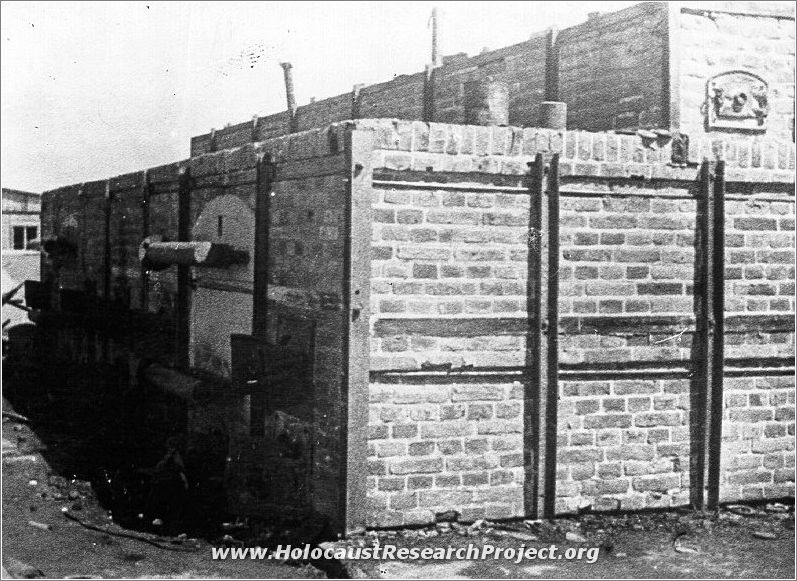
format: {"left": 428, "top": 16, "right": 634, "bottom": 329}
{"left": 280, "top": 62, "right": 298, "bottom": 130}
{"left": 430, "top": 8, "right": 441, "bottom": 68}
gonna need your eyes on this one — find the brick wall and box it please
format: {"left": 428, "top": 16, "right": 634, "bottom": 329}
{"left": 39, "top": 123, "right": 358, "bottom": 530}
{"left": 677, "top": 3, "right": 796, "bottom": 141}
{"left": 190, "top": 3, "right": 672, "bottom": 156}
{"left": 108, "top": 171, "right": 146, "bottom": 311}
{"left": 190, "top": 3, "right": 794, "bottom": 154}
{"left": 189, "top": 32, "right": 549, "bottom": 157}
{"left": 368, "top": 380, "right": 525, "bottom": 526}
{"left": 724, "top": 195, "right": 795, "bottom": 314}
{"left": 429, "top": 33, "right": 549, "bottom": 127}
{"left": 367, "top": 177, "right": 531, "bottom": 526}
{"left": 720, "top": 375, "right": 795, "bottom": 502}
{"left": 558, "top": 2, "right": 668, "bottom": 131}
{"left": 38, "top": 119, "right": 796, "bottom": 530}
{"left": 364, "top": 119, "right": 795, "bottom": 526}
{"left": 359, "top": 74, "right": 426, "bottom": 121}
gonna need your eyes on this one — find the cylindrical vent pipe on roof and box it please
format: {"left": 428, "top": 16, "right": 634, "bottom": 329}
{"left": 430, "top": 7, "right": 441, "bottom": 68}
{"left": 280, "top": 62, "right": 298, "bottom": 130}
{"left": 463, "top": 78, "right": 509, "bottom": 126}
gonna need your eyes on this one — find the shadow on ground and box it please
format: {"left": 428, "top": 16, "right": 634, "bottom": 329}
{"left": 2, "top": 344, "right": 230, "bottom": 538}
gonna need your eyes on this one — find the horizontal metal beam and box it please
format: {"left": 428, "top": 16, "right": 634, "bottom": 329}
{"left": 372, "top": 313, "right": 795, "bottom": 337}
{"left": 372, "top": 179, "right": 794, "bottom": 202}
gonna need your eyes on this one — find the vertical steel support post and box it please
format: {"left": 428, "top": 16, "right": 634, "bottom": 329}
{"left": 543, "top": 153, "right": 561, "bottom": 519}
{"left": 525, "top": 153, "right": 545, "bottom": 517}
{"left": 692, "top": 161, "right": 713, "bottom": 509}
{"left": 707, "top": 160, "right": 726, "bottom": 510}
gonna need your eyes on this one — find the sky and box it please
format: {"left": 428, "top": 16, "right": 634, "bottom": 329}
{"left": 2, "top": 1, "right": 641, "bottom": 193}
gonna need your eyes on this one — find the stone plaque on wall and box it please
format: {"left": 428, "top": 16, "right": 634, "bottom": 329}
{"left": 706, "top": 71, "right": 769, "bottom": 132}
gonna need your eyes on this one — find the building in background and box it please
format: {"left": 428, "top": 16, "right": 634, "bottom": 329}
{"left": 2, "top": 187, "right": 40, "bottom": 329}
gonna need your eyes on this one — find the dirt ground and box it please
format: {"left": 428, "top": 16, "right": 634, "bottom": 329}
{"left": 4, "top": 398, "right": 795, "bottom": 580}
{"left": 2, "top": 352, "right": 795, "bottom": 579}
{"left": 2, "top": 405, "right": 323, "bottom": 579}
{"left": 339, "top": 510, "right": 796, "bottom": 579}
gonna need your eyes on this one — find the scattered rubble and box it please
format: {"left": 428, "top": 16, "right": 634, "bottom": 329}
{"left": 3, "top": 557, "right": 45, "bottom": 579}
{"left": 766, "top": 503, "right": 789, "bottom": 514}
{"left": 727, "top": 504, "right": 758, "bottom": 517}
{"left": 752, "top": 530, "right": 780, "bottom": 540}
{"left": 672, "top": 532, "right": 700, "bottom": 554}
{"left": 434, "top": 509, "right": 459, "bottom": 523}
{"left": 2, "top": 410, "right": 30, "bottom": 423}
{"left": 27, "top": 520, "right": 52, "bottom": 531}
{"left": 565, "top": 531, "right": 588, "bottom": 543}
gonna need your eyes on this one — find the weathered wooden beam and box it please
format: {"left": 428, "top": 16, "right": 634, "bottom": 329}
{"left": 343, "top": 129, "right": 375, "bottom": 535}
{"left": 103, "top": 180, "right": 112, "bottom": 301}
{"left": 252, "top": 154, "right": 275, "bottom": 341}
{"left": 140, "top": 171, "right": 151, "bottom": 311}
{"left": 176, "top": 166, "right": 191, "bottom": 369}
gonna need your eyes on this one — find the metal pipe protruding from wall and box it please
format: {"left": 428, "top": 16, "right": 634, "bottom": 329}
{"left": 539, "top": 101, "right": 567, "bottom": 130}
{"left": 138, "top": 237, "right": 248, "bottom": 270}
{"left": 280, "top": 62, "right": 298, "bottom": 128}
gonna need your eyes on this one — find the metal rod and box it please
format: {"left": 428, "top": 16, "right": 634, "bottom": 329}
{"left": 371, "top": 179, "right": 794, "bottom": 202}
{"left": 692, "top": 160, "right": 712, "bottom": 510}
{"left": 707, "top": 160, "right": 726, "bottom": 510}
{"left": 543, "top": 153, "right": 561, "bottom": 519}
{"left": 525, "top": 153, "right": 544, "bottom": 518}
